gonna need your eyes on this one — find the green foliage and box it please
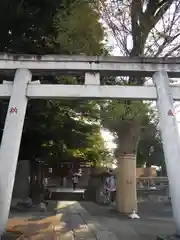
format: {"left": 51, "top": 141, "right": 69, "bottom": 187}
{"left": 101, "top": 100, "right": 152, "bottom": 137}
{"left": 0, "top": 0, "right": 61, "bottom": 52}
{"left": 53, "top": 1, "right": 105, "bottom": 55}
{"left": 19, "top": 99, "right": 108, "bottom": 164}
{"left": 100, "top": 98, "right": 162, "bottom": 163}
{"left": 0, "top": 0, "right": 110, "bottom": 165}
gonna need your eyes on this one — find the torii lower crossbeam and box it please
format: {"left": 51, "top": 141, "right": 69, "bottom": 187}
{"left": 1, "top": 84, "right": 180, "bottom": 100}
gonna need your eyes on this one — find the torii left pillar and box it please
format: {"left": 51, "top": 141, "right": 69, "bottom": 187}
{"left": 0, "top": 69, "right": 31, "bottom": 236}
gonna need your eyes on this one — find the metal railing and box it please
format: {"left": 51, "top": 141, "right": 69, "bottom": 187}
{"left": 137, "top": 177, "right": 168, "bottom": 188}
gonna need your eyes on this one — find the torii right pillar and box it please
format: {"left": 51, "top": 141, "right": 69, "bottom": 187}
{"left": 153, "top": 71, "right": 180, "bottom": 239}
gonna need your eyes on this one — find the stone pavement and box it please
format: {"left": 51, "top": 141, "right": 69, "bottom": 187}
{"left": 81, "top": 201, "right": 176, "bottom": 240}
{"left": 6, "top": 201, "right": 118, "bottom": 239}
{"left": 4, "top": 201, "right": 176, "bottom": 240}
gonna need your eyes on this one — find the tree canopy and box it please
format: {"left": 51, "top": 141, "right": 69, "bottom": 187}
{"left": 0, "top": 0, "right": 110, "bottom": 166}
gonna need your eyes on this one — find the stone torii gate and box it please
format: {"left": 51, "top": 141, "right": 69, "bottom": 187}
{"left": 0, "top": 54, "right": 180, "bottom": 236}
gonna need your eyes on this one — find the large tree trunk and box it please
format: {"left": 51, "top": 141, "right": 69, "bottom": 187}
{"left": 116, "top": 120, "right": 139, "bottom": 214}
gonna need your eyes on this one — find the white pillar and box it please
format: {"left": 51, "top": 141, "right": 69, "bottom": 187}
{"left": 153, "top": 71, "right": 180, "bottom": 235}
{"left": 0, "top": 69, "right": 31, "bottom": 235}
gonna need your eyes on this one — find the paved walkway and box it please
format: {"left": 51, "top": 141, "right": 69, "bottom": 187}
{"left": 6, "top": 201, "right": 176, "bottom": 240}
{"left": 81, "top": 202, "right": 175, "bottom": 240}
{"left": 6, "top": 201, "right": 117, "bottom": 239}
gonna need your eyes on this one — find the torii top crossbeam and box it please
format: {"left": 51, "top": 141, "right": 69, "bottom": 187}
{"left": 0, "top": 53, "right": 180, "bottom": 77}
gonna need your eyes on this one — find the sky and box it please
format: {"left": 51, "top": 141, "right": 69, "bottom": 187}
{"left": 101, "top": 129, "right": 116, "bottom": 150}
